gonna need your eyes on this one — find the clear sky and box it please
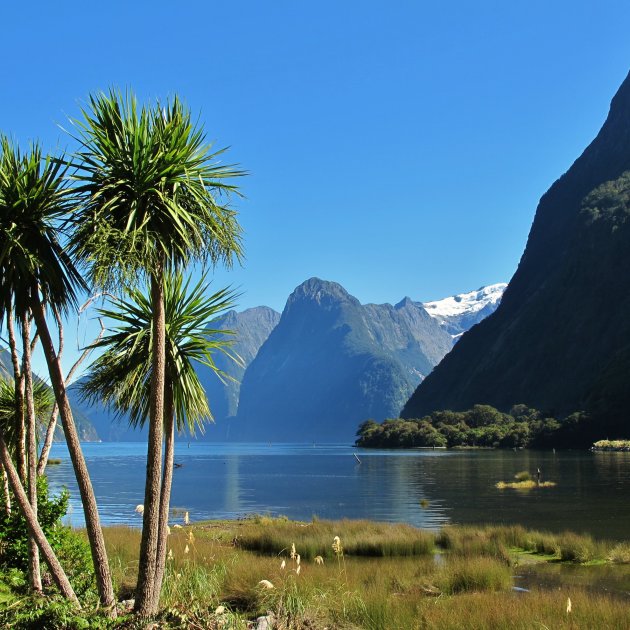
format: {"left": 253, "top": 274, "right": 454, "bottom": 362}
{"left": 2, "top": 1, "right": 630, "bottom": 372}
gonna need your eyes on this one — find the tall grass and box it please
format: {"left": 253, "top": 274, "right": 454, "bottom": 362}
{"left": 93, "top": 519, "right": 630, "bottom": 629}
{"left": 235, "top": 517, "right": 434, "bottom": 558}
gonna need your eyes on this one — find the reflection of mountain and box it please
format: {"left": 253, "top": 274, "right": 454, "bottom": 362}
{"left": 235, "top": 278, "right": 453, "bottom": 443}
{"left": 403, "top": 70, "right": 630, "bottom": 439}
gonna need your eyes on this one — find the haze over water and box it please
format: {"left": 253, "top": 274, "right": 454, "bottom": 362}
{"left": 47, "top": 442, "right": 630, "bottom": 540}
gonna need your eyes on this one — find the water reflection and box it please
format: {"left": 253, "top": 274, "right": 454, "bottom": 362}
{"left": 46, "top": 443, "right": 630, "bottom": 539}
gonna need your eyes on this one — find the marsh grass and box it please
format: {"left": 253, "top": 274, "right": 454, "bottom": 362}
{"left": 235, "top": 517, "right": 434, "bottom": 558}
{"left": 92, "top": 519, "right": 630, "bottom": 629}
{"left": 437, "top": 556, "right": 513, "bottom": 594}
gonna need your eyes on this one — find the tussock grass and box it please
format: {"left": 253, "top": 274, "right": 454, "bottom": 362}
{"left": 437, "top": 556, "right": 513, "bottom": 594}
{"left": 557, "top": 532, "right": 607, "bottom": 563}
{"left": 235, "top": 517, "right": 434, "bottom": 558}
{"left": 95, "top": 519, "right": 630, "bottom": 628}
{"left": 608, "top": 542, "right": 630, "bottom": 563}
{"left": 436, "top": 525, "right": 517, "bottom": 565}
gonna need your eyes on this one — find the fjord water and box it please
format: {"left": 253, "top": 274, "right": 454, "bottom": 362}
{"left": 46, "top": 443, "right": 630, "bottom": 540}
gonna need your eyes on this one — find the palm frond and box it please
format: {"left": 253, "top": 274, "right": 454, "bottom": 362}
{"left": 0, "top": 136, "right": 86, "bottom": 321}
{"left": 68, "top": 90, "right": 245, "bottom": 291}
{"left": 81, "top": 269, "right": 240, "bottom": 435}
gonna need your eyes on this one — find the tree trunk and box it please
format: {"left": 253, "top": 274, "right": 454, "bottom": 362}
{"left": 37, "top": 403, "right": 60, "bottom": 476}
{"left": 21, "top": 313, "right": 42, "bottom": 592}
{"left": 38, "top": 317, "right": 104, "bottom": 476}
{"left": 30, "top": 288, "right": 116, "bottom": 612}
{"left": 150, "top": 382, "right": 175, "bottom": 611}
{"left": 6, "top": 310, "right": 26, "bottom": 482}
{"left": 135, "top": 270, "right": 166, "bottom": 617}
{"left": 0, "top": 432, "right": 79, "bottom": 606}
{"left": 1, "top": 466, "right": 10, "bottom": 515}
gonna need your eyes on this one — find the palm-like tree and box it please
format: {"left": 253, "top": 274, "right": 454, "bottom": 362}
{"left": 82, "top": 271, "right": 238, "bottom": 609}
{"left": 0, "top": 136, "right": 115, "bottom": 607}
{"left": 69, "top": 90, "right": 245, "bottom": 616}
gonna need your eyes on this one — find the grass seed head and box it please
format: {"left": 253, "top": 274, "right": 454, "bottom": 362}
{"left": 332, "top": 536, "right": 343, "bottom": 555}
{"left": 259, "top": 579, "right": 274, "bottom": 589}
{"left": 315, "top": 556, "right": 324, "bottom": 565}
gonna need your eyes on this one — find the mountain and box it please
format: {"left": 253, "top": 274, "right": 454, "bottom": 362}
{"left": 402, "top": 70, "right": 630, "bottom": 442}
{"left": 196, "top": 306, "right": 281, "bottom": 439}
{"left": 422, "top": 284, "right": 507, "bottom": 338}
{"left": 234, "top": 278, "right": 454, "bottom": 443}
{"left": 67, "top": 306, "right": 280, "bottom": 441}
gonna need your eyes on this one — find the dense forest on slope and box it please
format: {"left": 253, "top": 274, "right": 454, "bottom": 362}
{"left": 402, "top": 70, "right": 630, "bottom": 443}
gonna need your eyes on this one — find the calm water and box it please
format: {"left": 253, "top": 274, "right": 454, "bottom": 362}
{"left": 46, "top": 443, "right": 630, "bottom": 540}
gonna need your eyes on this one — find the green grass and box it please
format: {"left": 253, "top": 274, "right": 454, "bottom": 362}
{"left": 233, "top": 516, "right": 435, "bottom": 558}
{"left": 4, "top": 518, "right": 630, "bottom": 628}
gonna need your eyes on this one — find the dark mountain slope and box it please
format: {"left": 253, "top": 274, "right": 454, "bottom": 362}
{"left": 402, "top": 70, "right": 630, "bottom": 434}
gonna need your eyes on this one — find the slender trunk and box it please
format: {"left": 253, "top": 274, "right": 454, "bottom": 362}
{"left": 135, "top": 271, "right": 166, "bottom": 617}
{"left": 0, "top": 432, "right": 79, "bottom": 605}
{"left": 22, "top": 314, "right": 42, "bottom": 592}
{"left": 30, "top": 288, "right": 115, "bottom": 611}
{"left": 151, "top": 383, "right": 175, "bottom": 611}
{"left": 6, "top": 311, "right": 26, "bottom": 481}
{"left": 37, "top": 403, "right": 60, "bottom": 476}
{"left": 1, "top": 466, "right": 10, "bottom": 516}
{"left": 38, "top": 318, "right": 104, "bottom": 476}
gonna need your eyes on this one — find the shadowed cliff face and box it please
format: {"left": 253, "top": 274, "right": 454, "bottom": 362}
{"left": 402, "top": 70, "right": 630, "bottom": 428}
{"left": 235, "top": 278, "right": 453, "bottom": 443}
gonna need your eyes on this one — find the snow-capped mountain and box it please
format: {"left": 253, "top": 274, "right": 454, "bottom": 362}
{"left": 422, "top": 283, "right": 507, "bottom": 338}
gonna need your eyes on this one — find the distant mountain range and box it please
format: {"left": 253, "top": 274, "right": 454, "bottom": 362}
{"left": 402, "top": 69, "right": 630, "bottom": 445}
{"left": 16, "top": 278, "right": 504, "bottom": 443}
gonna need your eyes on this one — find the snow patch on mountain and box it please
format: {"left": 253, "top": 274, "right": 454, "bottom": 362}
{"left": 422, "top": 283, "right": 507, "bottom": 338}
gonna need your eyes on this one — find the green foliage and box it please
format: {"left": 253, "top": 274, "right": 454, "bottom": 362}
{"left": 0, "top": 135, "right": 85, "bottom": 319}
{"left": 0, "top": 477, "right": 67, "bottom": 572}
{"left": 0, "top": 594, "right": 121, "bottom": 629}
{"left": 69, "top": 89, "right": 245, "bottom": 290}
{"left": 0, "top": 478, "right": 95, "bottom": 597}
{"left": 81, "top": 271, "right": 239, "bottom": 435}
{"left": 356, "top": 404, "right": 593, "bottom": 449}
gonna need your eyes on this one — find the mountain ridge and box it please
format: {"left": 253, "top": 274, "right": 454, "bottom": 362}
{"left": 401, "top": 69, "right": 630, "bottom": 439}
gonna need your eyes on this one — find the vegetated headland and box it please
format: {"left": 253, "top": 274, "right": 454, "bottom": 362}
{"left": 355, "top": 404, "right": 595, "bottom": 449}
{"left": 3, "top": 516, "right": 630, "bottom": 629}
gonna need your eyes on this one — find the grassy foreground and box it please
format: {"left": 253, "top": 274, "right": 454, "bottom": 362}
{"left": 4, "top": 517, "right": 630, "bottom": 628}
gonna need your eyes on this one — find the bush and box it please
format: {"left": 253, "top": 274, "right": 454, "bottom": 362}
{"left": 0, "top": 477, "right": 95, "bottom": 598}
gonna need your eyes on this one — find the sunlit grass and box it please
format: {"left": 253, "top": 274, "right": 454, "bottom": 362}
{"left": 95, "top": 518, "right": 630, "bottom": 628}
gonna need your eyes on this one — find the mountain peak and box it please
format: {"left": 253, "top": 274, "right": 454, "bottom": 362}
{"left": 286, "top": 277, "right": 357, "bottom": 309}
{"left": 421, "top": 283, "right": 507, "bottom": 337}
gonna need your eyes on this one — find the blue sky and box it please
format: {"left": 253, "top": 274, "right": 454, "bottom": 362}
{"left": 2, "top": 1, "right": 630, "bottom": 371}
